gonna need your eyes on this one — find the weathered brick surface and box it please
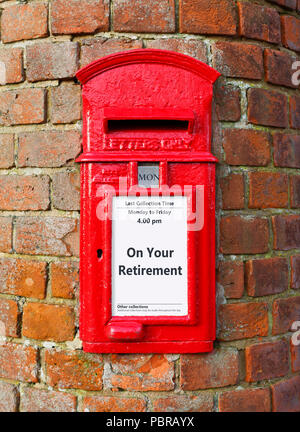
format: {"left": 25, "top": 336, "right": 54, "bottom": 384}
{"left": 1, "top": 3, "right": 48, "bottom": 43}
{"left": 0, "top": 297, "right": 19, "bottom": 338}
{"left": 223, "top": 129, "right": 271, "bottom": 166}
{"left": 246, "top": 258, "right": 288, "bottom": 297}
{"left": 248, "top": 172, "right": 288, "bottom": 209}
{"left": 23, "top": 303, "right": 75, "bottom": 342}
{"left": 0, "top": 135, "right": 14, "bottom": 168}
{"left": 248, "top": 88, "right": 288, "bottom": 128}
{"left": 220, "top": 216, "right": 269, "bottom": 254}
{"left": 218, "top": 302, "right": 269, "bottom": 341}
{"left": 0, "top": 89, "right": 46, "bottom": 126}
{"left": 217, "top": 261, "right": 244, "bottom": 299}
{"left": 0, "top": 48, "right": 23, "bottom": 85}
{"left": 273, "top": 134, "right": 300, "bottom": 168}
{"left": 15, "top": 217, "right": 79, "bottom": 256}
{"left": 52, "top": 172, "right": 80, "bottom": 211}
{"left": 238, "top": 2, "right": 281, "bottom": 44}
{"left": 281, "top": 15, "right": 300, "bottom": 52}
{"left": 265, "top": 49, "right": 297, "bottom": 88}
{"left": 51, "top": 0, "right": 109, "bottom": 35}
{"left": 291, "top": 255, "right": 300, "bottom": 289}
{"left": 245, "top": 340, "right": 289, "bottom": 382}
{"left": 212, "top": 42, "right": 263, "bottom": 79}
{"left": 0, "top": 343, "right": 38, "bottom": 383}
{"left": 110, "top": 354, "right": 174, "bottom": 391}
{"left": 289, "top": 95, "right": 300, "bottom": 129}
{"left": 267, "top": 0, "right": 296, "bottom": 9}
{"left": 0, "top": 382, "right": 18, "bottom": 412}
{"left": 26, "top": 43, "right": 79, "bottom": 82}
{"left": 0, "top": 175, "right": 50, "bottom": 211}
{"left": 179, "top": 0, "right": 237, "bottom": 35}
{"left": 220, "top": 173, "right": 244, "bottom": 210}
{"left": 180, "top": 349, "right": 239, "bottom": 390}
{"left": 272, "top": 215, "right": 300, "bottom": 250}
{"left": 291, "top": 339, "right": 300, "bottom": 372}
{"left": 273, "top": 296, "right": 300, "bottom": 334}
{"left": 21, "top": 388, "right": 76, "bottom": 412}
{"left": 81, "top": 37, "right": 143, "bottom": 67}
{"left": 44, "top": 349, "right": 103, "bottom": 390}
{"left": 0, "top": 259, "right": 46, "bottom": 299}
{"left": 0, "top": 217, "right": 12, "bottom": 253}
{"left": 114, "top": 0, "right": 175, "bottom": 33}
{"left": 290, "top": 176, "right": 300, "bottom": 208}
{"left": 219, "top": 388, "right": 271, "bottom": 412}
{"left": 50, "top": 84, "right": 81, "bottom": 124}
{"left": 83, "top": 396, "right": 146, "bottom": 412}
{"left": 18, "top": 131, "right": 81, "bottom": 168}
{"left": 214, "top": 82, "right": 241, "bottom": 122}
{"left": 146, "top": 38, "right": 207, "bottom": 62}
{"left": 272, "top": 376, "right": 300, "bottom": 412}
{"left": 153, "top": 394, "right": 214, "bottom": 412}
{"left": 51, "top": 261, "right": 79, "bottom": 299}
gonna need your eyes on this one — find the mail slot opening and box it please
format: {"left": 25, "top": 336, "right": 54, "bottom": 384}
{"left": 107, "top": 119, "right": 190, "bottom": 133}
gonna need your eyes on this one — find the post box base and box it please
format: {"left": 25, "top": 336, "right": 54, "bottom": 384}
{"left": 82, "top": 340, "right": 213, "bottom": 354}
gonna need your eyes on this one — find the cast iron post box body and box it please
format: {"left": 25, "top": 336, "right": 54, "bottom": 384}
{"left": 76, "top": 49, "right": 220, "bottom": 353}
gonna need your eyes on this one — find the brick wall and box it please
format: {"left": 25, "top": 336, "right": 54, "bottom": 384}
{"left": 0, "top": 0, "right": 299, "bottom": 412}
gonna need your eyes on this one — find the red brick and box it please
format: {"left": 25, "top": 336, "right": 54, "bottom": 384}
{"left": 153, "top": 394, "right": 214, "bottom": 412}
{"left": 215, "top": 83, "right": 241, "bottom": 122}
{"left": 273, "top": 133, "right": 300, "bottom": 168}
{"left": 81, "top": 37, "right": 143, "bottom": 67}
{"left": 0, "top": 48, "right": 23, "bottom": 84}
{"left": 223, "top": 129, "right": 271, "bottom": 166}
{"left": 0, "top": 89, "right": 46, "bottom": 126}
{"left": 0, "top": 382, "right": 18, "bottom": 412}
{"left": 245, "top": 339, "right": 289, "bottom": 382}
{"left": 83, "top": 396, "right": 146, "bottom": 412}
{"left": 212, "top": 42, "right": 263, "bottom": 79}
{"left": 51, "top": 261, "right": 79, "bottom": 299}
{"left": 146, "top": 38, "right": 207, "bottom": 62}
{"left": 45, "top": 349, "right": 103, "bottom": 390}
{"left": 249, "top": 172, "right": 288, "bottom": 209}
{"left": 0, "top": 135, "right": 14, "bottom": 168}
{"left": 18, "top": 131, "right": 81, "bottom": 168}
{"left": 267, "top": 0, "right": 297, "bottom": 8}
{"left": 50, "top": 84, "right": 81, "bottom": 124}
{"left": 0, "top": 175, "right": 49, "bottom": 211}
{"left": 217, "top": 261, "right": 244, "bottom": 299}
{"left": 52, "top": 171, "right": 80, "bottom": 211}
{"left": 179, "top": 0, "right": 237, "bottom": 35}
{"left": 238, "top": 2, "right": 281, "bottom": 44}
{"left": 290, "top": 95, "right": 300, "bottom": 129}
{"left": 180, "top": 349, "right": 239, "bottom": 390}
{"left": 1, "top": 3, "right": 48, "bottom": 43}
{"left": 272, "top": 376, "right": 300, "bottom": 411}
{"left": 23, "top": 303, "right": 75, "bottom": 342}
{"left": 110, "top": 354, "right": 174, "bottom": 391}
{"left": 273, "top": 215, "right": 300, "bottom": 250}
{"left": 291, "top": 255, "right": 300, "bottom": 289}
{"left": 246, "top": 258, "right": 288, "bottom": 297}
{"left": 220, "top": 216, "right": 269, "bottom": 255}
{"left": 15, "top": 217, "right": 79, "bottom": 257}
{"left": 265, "top": 49, "right": 298, "bottom": 88}
{"left": 220, "top": 173, "right": 244, "bottom": 210}
{"left": 248, "top": 88, "right": 288, "bottom": 128}
{"left": 26, "top": 42, "right": 79, "bottom": 82}
{"left": 281, "top": 15, "right": 300, "bottom": 52}
{"left": 0, "top": 217, "right": 12, "bottom": 253}
{"left": 273, "top": 296, "right": 300, "bottom": 334}
{"left": 0, "top": 259, "right": 46, "bottom": 299}
{"left": 0, "top": 298, "right": 19, "bottom": 338}
{"left": 0, "top": 343, "right": 38, "bottom": 383}
{"left": 218, "top": 302, "right": 269, "bottom": 341}
{"left": 51, "top": 0, "right": 109, "bottom": 35}
{"left": 21, "top": 388, "right": 76, "bottom": 412}
{"left": 114, "top": 0, "right": 175, "bottom": 33}
{"left": 291, "top": 338, "right": 300, "bottom": 371}
{"left": 219, "top": 388, "right": 271, "bottom": 412}
{"left": 290, "top": 176, "right": 300, "bottom": 208}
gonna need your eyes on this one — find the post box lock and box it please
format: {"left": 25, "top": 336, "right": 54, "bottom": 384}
{"left": 76, "top": 49, "right": 220, "bottom": 353}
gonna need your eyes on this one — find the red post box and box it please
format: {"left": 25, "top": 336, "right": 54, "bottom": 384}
{"left": 76, "top": 49, "right": 220, "bottom": 353}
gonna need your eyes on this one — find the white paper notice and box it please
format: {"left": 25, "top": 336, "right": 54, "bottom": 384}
{"left": 111, "top": 196, "right": 188, "bottom": 316}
